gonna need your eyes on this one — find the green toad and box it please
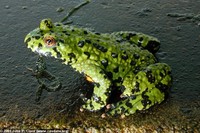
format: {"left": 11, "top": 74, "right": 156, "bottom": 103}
{"left": 24, "top": 18, "right": 172, "bottom": 117}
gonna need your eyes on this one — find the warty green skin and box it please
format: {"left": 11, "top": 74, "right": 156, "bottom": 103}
{"left": 24, "top": 19, "right": 172, "bottom": 116}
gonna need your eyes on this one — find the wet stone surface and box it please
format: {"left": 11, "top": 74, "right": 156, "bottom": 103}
{"left": 0, "top": 0, "right": 200, "bottom": 132}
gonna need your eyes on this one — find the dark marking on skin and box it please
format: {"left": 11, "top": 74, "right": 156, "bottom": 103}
{"left": 99, "top": 71, "right": 104, "bottom": 74}
{"left": 104, "top": 91, "right": 110, "bottom": 96}
{"left": 68, "top": 53, "right": 76, "bottom": 58}
{"left": 160, "top": 72, "right": 164, "bottom": 78}
{"left": 113, "top": 66, "right": 119, "bottom": 73}
{"left": 145, "top": 40, "right": 160, "bottom": 53}
{"left": 117, "top": 101, "right": 122, "bottom": 106}
{"left": 78, "top": 40, "right": 85, "bottom": 48}
{"left": 38, "top": 30, "right": 43, "bottom": 34}
{"left": 49, "top": 30, "right": 54, "bottom": 33}
{"left": 119, "top": 33, "right": 124, "bottom": 36}
{"left": 124, "top": 110, "right": 131, "bottom": 115}
{"left": 83, "top": 30, "right": 88, "bottom": 35}
{"left": 133, "top": 54, "right": 140, "bottom": 59}
{"left": 133, "top": 66, "right": 140, "bottom": 74}
{"left": 141, "top": 92, "right": 152, "bottom": 108}
{"left": 163, "top": 69, "right": 167, "bottom": 75}
{"left": 137, "top": 42, "right": 142, "bottom": 47}
{"left": 59, "top": 39, "right": 65, "bottom": 44}
{"left": 100, "top": 100, "right": 105, "bottom": 105}
{"left": 131, "top": 89, "right": 135, "bottom": 94}
{"left": 84, "top": 51, "right": 90, "bottom": 59}
{"left": 95, "top": 32, "right": 101, "bottom": 35}
{"left": 93, "top": 43, "right": 108, "bottom": 52}
{"left": 56, "top": 23, "right": 61, "bottom": 26}
{"left": 135, "top": 66, "right": 140, "bottom": 71}
{"left": 62, "top": 31, "right": 70, "bottom": 36}
{"left": 168, "top": 70, "right": 171, "bottom": 75}
{"left": 141, "top": 98, "right": 152, "bottom": 108}
{"left": 146, "top": 55, "right": 151, "bottom": 60}
{"left": 25, "top": 37, "right": 31, "bottom": 44}
{"left": 126, "top": 33, "right": 137, "bottom": 40}
{"left": 155, "top": 83, "right": 169, "bottom": 93}
{"left": 139, "top": 37, "right": 143, "bottom": 42}
{"left": 141, "top": 88, "right": 151, "bottom": 108}
{"left": 111, "top": 53, "right": 118, "bottom": 58}
{"left": 53, "top": 47, "right": 62, "bottom": 58}
{"left": 44, "top": 20, "right": 53, "bottom": 29}
{"left": 71, "top": 29, "right": 75, "bottom": 32}
{"left": 117, "top": 77, "right": 122, "bottom": 82}
{"left": 120, "top": 85, "right": 126, "bottom": 92}
{"left": 106, "top": 72, "right": 113, "bottom": 79}
{"left": 40, "top": 33, "right": 44, "bottom": 36}
{"left": 130, "top": 95, "right": 136, "bottom": 100}
{"left": 130, "top": 60, "right": 136, "bottom": 66}
{"left": 120, "top": 106, "right": 126, "bottom": 112}
{"left": 121, "top": 54, "right": 128, "bottom": 60}
{"left": 142, "top": 89, "right": 148, "bottom": 97}
{"left": 113, "top": 77, "right": 122, "bottom": 83}
{"left": 85, "top": 39, "right": 91, "bottom": 44}
{"left": 116, "top": 39, "right": 125, "bottom": 43}
{"left": 114, "top": 110, "right": 118, "bottom": 116}
{"left": 134, "top": 82, "right": 140, "bottom": 92}
{"left": 68, "top": 53, "right": 76, "bottom": 63}
{"left": 146, "top": 71, "right": 155, "bottom": 83}
{"left": 92, "top": 43, "right": 100, "bottom": 49}
{"left": 93, "top": 94, "right": 101, "bottom": 103}
{"left": 38, "top": 43, "right": 42, "bottom": 48}
{"left": 34, "top": 36, "right": 40, "bottom": 40}
{"left": 89, "top": 103, "right": 94, "bottom": 110}
{"left": 100, "top": 47, "right": 108, "bottom": 52}
{"left": 125, "top": 101, "right": 133, "bottom": 108}
{"left": 101, "top": 59, "right": 108, "bottom": 68}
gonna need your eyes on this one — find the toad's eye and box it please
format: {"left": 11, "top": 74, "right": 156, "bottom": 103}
{"left": 44, "top": 36, "right": 56, "bottom": 47}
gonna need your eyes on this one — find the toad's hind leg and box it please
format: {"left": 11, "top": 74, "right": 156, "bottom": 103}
{"left": 106, "top": 63, "right": 172, "bottom": 116}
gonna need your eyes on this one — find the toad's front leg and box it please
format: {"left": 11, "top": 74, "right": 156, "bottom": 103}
{"left": 80, "top": 64, "right": 112, "bottom": 111}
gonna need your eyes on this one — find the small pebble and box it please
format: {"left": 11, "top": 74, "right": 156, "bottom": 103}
{"left": 106, "top": 104, "right": 111, "bottom": 109}
{"left": 142, "top": 8, "right": 152, "bottom": 13}
{"left": 120, "top": 114, "right": 125, "bottom": 119}
{"left": 101, "top": 113, "right": 106, "bottom": 118}
{"left": 80, "top": 108, "right": 84, "bottom": 112}
{"left": 5, "top": 5, "right": 10, "bottom": 9}
{"left": 56, "top": 7, "right": 64, "bottom": 12}
{"left": 22, "top": 6, "right": 28, "bottom": 9}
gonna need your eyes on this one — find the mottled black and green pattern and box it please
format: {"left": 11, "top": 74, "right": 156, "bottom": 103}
{"left": 24, "top": 18, "right": 172, "bottom": 117}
